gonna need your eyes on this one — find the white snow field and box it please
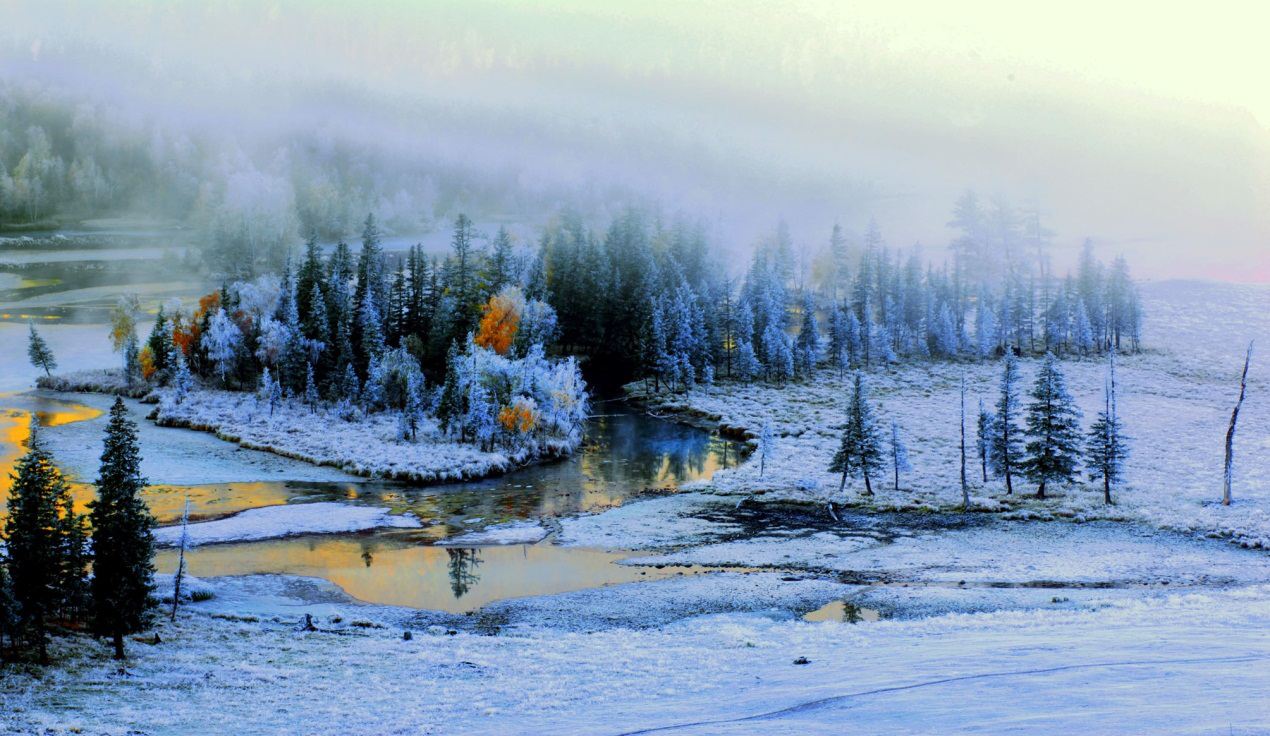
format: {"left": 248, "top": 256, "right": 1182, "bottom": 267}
{"left": 631, "top": 281, "right": 1270, "bottom": 549}
{"left": 2, "top": 584, "right": 1267, "bottom": 734}
{"left": 152, "top": 501, "right": 421, "bottom": 547}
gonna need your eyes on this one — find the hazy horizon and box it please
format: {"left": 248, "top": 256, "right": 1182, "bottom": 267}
{"left": 4, "top": 0, "right": 1267, "bottom": 281}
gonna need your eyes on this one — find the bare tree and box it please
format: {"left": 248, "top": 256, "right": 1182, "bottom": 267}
{"left": 171, "top": 496, "right": 190, "bottom": 621}
{"left": 1223, "top": 342, "right": 1253, "bottom": 506}
{"left": 960, "top": 374, "right": 969, "bottom": 509}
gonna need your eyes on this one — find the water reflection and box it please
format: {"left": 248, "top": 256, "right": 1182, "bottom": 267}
{"left": 803, "top": 600, "right": 882, "bottom": 623}
{"left": 155, "top": 532, "right": 693, "bottom": 612}
{"left": 447, "top": 548, "right": 482, "bottom": 599}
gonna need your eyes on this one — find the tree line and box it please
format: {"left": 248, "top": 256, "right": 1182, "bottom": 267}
{"left": 0, "top": 399, "right": 156, "bottom": 664}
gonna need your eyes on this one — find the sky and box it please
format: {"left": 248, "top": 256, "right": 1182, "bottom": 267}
{"left": 2, "top": 0, "right": 1267, "bottom": 281}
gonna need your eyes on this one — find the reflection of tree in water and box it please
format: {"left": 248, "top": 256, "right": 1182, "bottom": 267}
{"left": 447, "top": 548, "right": 482, "bottom": 599}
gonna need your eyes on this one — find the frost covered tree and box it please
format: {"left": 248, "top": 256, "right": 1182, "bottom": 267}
{"left": 202, "top": 307, "right": 242, "bottom": 384}
{"left": 26, "top": 322, "right": 56, "bottom": 376}
{"left": 794, "top": 292, "right": 820, "bottom": 377}
{"left": 830, "top": 373, "right": 885, "bottom": 496}
{"left": 988, "top": 354, "right": 1023, "bottom": 495}
{"left": 303, "top": 362, "right": 320, "bottom": 414}
{"left": 1087, "top": 353, "right": 1128, "bottom": 505}
{"left": 1021, "top": 354, "right": 1083, "bottom": 499}
{"left": 888, "top": 421, "right": 911, "bottom": 491}
{"left": 259, "top": 367, "right": 281, "bottom": 416}
{"left": 976, "top": 399, "right": 992, "bottom": 483}
{"left": 89, "top": 398, "right": 156, "bottom": 660}
{"left": 757, "top": 420, "right": 775, "bottom": 478}
{"left": 172, "top": 352, "right": 194, "bottom": 404}
{"left": 736, "top": 341, "right": 759, "bottom": 384}
{"left": 109, "top": 293, "right": 142, "bottom": 376}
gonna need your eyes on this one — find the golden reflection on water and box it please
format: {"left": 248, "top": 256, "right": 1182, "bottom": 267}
{"left": 803, "top": 600, "right": 881, "bottom": 623}
{"left": 0, "top": 397, "right": 104, "bottom": 500}
{"left": 156, "top": 532, "right": 689, "bottom": 612}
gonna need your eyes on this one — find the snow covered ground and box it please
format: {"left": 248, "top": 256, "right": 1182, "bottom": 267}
{"left": 153, "top": 388, "right": 571, "bottom": 484}
{"left": 153, "top": 501, "right": 421, "bottom": 547}
{"left": 630, "top": 281, "right": 1270, "bottom": 549}
{"left": 4, "top": 578, "right": 1267, "bottom": 734}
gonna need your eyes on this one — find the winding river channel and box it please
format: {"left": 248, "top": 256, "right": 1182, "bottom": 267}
{"left": 0, "top": 228, "right": 741, "bottom": 613}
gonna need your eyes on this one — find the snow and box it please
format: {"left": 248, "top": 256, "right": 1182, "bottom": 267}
{"left": 153, "top": 387, "right": 576, "bottom": 484}
{"left": 558, "top": 493, "right": 742, "bottom": 548}
{"left": 4, "top": 582, "right": 1268, "bottom": 734}
{"left": 152, "top": 502, "right": 421, "bottom": 547}
{"left": 628, "top": 281, "right": 1270, "bottom": 550}
{"left": 439, "top": 519, "right": 548, "bottom": 546}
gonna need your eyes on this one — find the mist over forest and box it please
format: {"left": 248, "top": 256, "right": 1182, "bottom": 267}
{"left": 3, "top": 1, "right": 1266, "bottom": 281}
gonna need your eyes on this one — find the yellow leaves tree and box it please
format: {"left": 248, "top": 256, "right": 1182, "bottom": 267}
{"left": 138, "top": 345, "right": 157, "bottom": 382}
{"left": 474, "top": 287, "right": 524, "bottom": 356}
{"left": 498, "top": 396, "right": 540, "bottom": 435}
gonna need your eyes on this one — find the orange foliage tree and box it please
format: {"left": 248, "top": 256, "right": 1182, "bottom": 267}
{"left": 474, "top": 289, "right": 523, "bottom": 355}
{"left": 138, "top": 345, "right": 157, "bottom": 382}
{"left": 172, "top": 292, "right": 220, "bottom": 357}
{"left": 498, "top": 396, "right": 540, "bottom": 435}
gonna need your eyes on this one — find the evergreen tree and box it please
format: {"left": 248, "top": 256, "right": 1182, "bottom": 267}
{"left": 144, "top": 306, "right": 172, "bottom": 378}
{"left": 303, "top": 362, "right": 319, "bottom": 413}
{"left": 27, "top": 321, "right": 57, "bottom": 376}
{"left": 988, "top": 354, "right": 1023, "bottom": 494}
{"left": 3, "top": 421, "right": 69, "bottom": 663}
{"left": 794, "top": 292, "right": 820, "bottom": 377}
{"left": 829, "top": 373, "right": 885, "bottom": 495}
{"left": 976, "top": 398, "right": 992, "bottom": 483}
{"left": 172, "top": 352, "right": 194, "bottom": 404}
{"left": 1087, "top": 352, "right": 1128, "bottom": 504}
{"left": 1021, "top": 353, "right": 1083, "bottom": 498}
{"left": 89, "top": 398, "right": 156, "bottom": 660}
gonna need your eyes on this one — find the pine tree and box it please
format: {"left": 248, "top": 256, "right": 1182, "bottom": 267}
{"left": 888, "top": 421, "right": 911, "bottom": 491}
{"left": 145, "top": 306, "right": 172, "bottom": 379}
{"left": 1021, "top": 353, "right": 1083, "bottom": 498}
{"left": 988, "top": 354, "right": 1023, "bottom": 495}
{"left": 4, "top": 421, "right": 69, "bottom": 664}
{"left": 172, "top": 352, "right": 194, "bottom": 404}
{"left": 89, "top": 398, "right": 156, "bottom": 660}
{"left": 829, "top": 373, "right": 885, "bottom": 495}
{"left": 304, "top": 362, "right": 319, "bottom": 414}
{"left": 976, "top": 398, "right": 992, "bottom": 483}
{"left": 1087, "top": 353, "right": 1128, "bottom": 504}
{"left": 959, "top": 375, "right": 969, "bottom": 507}
{"left": 794, "top": 292, "right": 820, "bottom": 377}
{"left": 27, "top": 322, "right": 57, "bottom": 376}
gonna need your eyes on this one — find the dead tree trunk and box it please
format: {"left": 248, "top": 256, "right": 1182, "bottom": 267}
{"left": 960, "top": 375, "right": 969, "bottom": 509}
{"left": 1223, "top": 341, "right": 1253, "bottom": 505}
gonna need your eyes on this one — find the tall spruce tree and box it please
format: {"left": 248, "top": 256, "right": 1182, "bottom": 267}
{"left": 1021, "top": 353, "right": 1083, "bottom": 498}
{"left": 988, "top": 354, "right": 1023, "bottom": 495}
{"left": 89, "top": 398, "right": 156, "bottom": 659}
{"left": 830, "top": 373, "right": 885, "bottom": 495}
{"left": 1087, "top": 352, "right": 1128, "bottom": 504}
{"left": 27, "top": 321, "right": 57, "bottom": 376}
{"left": 4, "top": 419, "right": 69, "bottom": 663}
